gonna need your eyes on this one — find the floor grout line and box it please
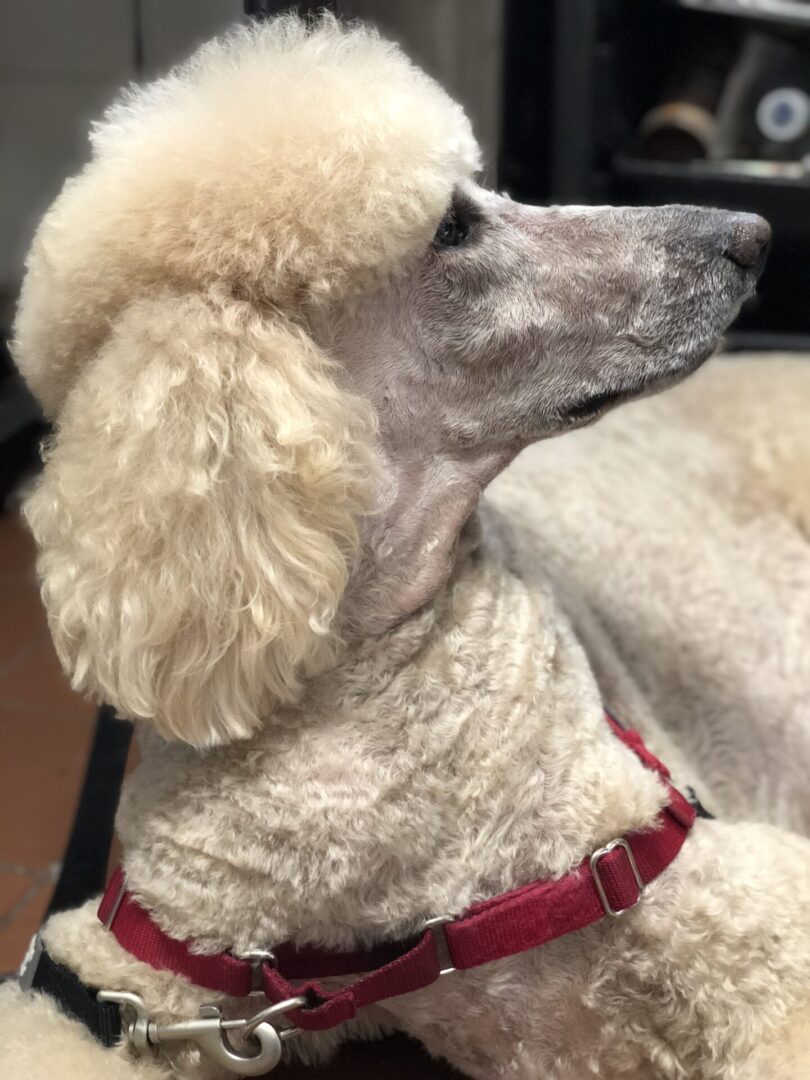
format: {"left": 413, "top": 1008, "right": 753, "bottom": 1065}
{"left": 0, "top": 862, "right": 60, "bottom": 932}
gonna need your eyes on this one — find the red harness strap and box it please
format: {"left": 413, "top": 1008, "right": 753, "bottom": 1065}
{"left": 98, "top": 716, "right": 696, "bottom": 1032}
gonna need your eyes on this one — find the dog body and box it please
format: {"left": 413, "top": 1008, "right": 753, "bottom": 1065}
{"left": 492, "top": 357, "right": 810, "bottom": 834}
{"left": 6, "top": 366, "right": 810, "bottom": 1080}
{"left": 3, "top": 16, "right": 810, "bottom": 1079}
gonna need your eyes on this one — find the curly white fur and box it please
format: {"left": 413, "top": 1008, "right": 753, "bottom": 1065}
{"left": 23, "top": 296, "right": 375, "bottom": 744}
{"left": 14, "top": 15, "right": 478, "bottom": 745}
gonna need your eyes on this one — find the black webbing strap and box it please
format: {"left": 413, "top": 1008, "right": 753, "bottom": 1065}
{"left": 20, "top": 706, "right": 132, "bottom": 1046}
{"left": 28, "top": 945, "right": 122, "bottom": 1047}
{"left": 47, "top": 706, "right": 133, "bottom": 916}
{"left": 686, "top": 786, "right": 715, "bottom": 820}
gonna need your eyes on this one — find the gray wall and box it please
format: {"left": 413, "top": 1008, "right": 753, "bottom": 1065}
{"left": 0, "top": 0, "right": 243, "bottom": 301}
{"left": 0, "top": 0, "right": 502, "bottom": 303}
{"left": 349, "top": 0, "right": 503, "bottom": 181}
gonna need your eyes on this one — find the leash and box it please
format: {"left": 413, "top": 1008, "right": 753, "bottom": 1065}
{"left": 72, "top": 712, "right": 698, "bottom": 1074}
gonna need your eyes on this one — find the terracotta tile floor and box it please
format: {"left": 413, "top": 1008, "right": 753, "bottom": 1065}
{"left": 0, "top": 511, "right": 97, "bottom": 975}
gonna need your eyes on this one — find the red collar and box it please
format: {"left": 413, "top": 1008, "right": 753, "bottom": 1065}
{"left": 98, "top": 713, "right": 696, "bottom": 1034}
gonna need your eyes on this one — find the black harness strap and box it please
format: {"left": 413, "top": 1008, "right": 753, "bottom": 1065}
{"left": 47, "top": 706, "right": 133, "bottom": 916}
{"left": 27, "top": 943, "right": 122, "bottom": 1047}
{"left": 18, "top": 706, "right": 131, "bottom": 1047}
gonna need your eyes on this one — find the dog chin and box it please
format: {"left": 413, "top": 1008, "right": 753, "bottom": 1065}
{"left": 564, "top": 341, "right": 722, "bottom": 426}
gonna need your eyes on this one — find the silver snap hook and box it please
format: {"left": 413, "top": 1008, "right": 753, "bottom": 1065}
{"left": 97, "top": 990, "right": 303, "bottom": 1076}
{"left": 184, "top": 1005, "right": 283, "bottom": 1076}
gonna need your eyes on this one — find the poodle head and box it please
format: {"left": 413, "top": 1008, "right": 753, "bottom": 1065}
{"left": 13, "top": 15, "right": 480, "bottom": 746}
{"left": 12, "top": 15, "right": 763, "bottom": 747}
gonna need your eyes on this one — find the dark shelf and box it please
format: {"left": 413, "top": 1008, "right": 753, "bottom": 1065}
{"left": 675, "top": 0, "right": 810, "bottom": 31}
{"left": 500, "top": 0, "right": 810, "bottom": 343}
{"left": 612, "top": 156, "right": 810, "bottom": 220}
{"left": 725, "top": 330, "right": 810, "bottom": 350}
{"left": 614, "top": 155, "right": 810, "bottom": 188}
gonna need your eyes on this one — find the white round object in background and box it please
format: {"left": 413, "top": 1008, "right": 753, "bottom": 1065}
{"left": 756, "top": 87, "right": 810, "bottom": 143}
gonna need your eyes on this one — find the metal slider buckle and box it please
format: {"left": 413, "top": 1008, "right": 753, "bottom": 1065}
{"left": 590, "top": 837, "right": 645, "bottom": 918}
{"left": 97, "top": 990, "right": 305, "bottom": 1077}
{"left": 234, "top": 948, "right": 277, "bottom": 993}
{"left": 102, "top": 876, "right": 126, "bottom": 931}
{"left": 423, "top": 916, "right": 456, "bottom": 976}
{"left": 17, "top": 932, "right": 44, "bottom": 991}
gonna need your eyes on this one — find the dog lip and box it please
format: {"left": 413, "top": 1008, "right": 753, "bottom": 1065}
{"left": 565, "top": 350, "right": 715, "bottom": 424}
{"left": 566, "top": 389, "right": 626, "bottom": 420}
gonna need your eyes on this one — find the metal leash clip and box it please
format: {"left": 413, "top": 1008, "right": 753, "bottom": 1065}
{"left": 97, "top": 989, "right": 306, "bottom": 1076}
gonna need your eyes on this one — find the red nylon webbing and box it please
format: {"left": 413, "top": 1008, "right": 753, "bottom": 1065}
{"left": 98, "top": 715, "right": 696, "bottom": 1032}
{"left": 261, "top": 931, "right": 442, "bottom": 1031}
{"left": 98, "top": 866, "right": 252, "bottom": 997}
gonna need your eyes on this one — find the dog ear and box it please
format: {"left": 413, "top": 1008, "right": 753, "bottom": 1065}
{"left": 24, "top": 294, "right": 373, "bottom": 746}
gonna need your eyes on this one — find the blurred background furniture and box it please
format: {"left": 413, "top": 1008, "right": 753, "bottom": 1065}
{"left": 500, "top": 0, "right": 810, "bottom": 347}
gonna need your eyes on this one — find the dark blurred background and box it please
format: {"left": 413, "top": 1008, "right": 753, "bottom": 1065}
{"left": 501, "top": 0, "right": 810, "bottom": 348}
{"left": 1, "top": 1, "right": 808, "bottom": 1074}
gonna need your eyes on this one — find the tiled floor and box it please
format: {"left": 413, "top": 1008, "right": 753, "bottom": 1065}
{"left": 0, "top": 511, "right": 97, "bottom": 975}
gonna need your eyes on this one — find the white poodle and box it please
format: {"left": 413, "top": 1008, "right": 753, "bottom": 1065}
{"left": 2, "top": 15, "right": 810, "bottom": 1080}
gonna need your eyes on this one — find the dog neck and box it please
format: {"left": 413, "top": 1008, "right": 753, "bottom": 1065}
{"left": 342, "top": 443, "right": 520, "bottom": 637}
{"left": 116, "top": 504, "right": 664, "bottom": 955}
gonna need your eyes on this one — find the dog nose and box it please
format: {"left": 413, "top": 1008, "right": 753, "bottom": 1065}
{"left": 722, "top": 213, "right": 771, "bottom": 270}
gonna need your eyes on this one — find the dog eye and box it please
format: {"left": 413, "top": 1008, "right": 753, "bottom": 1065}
{"left": 434, "top": 207, "right": 470, "bottom": 248}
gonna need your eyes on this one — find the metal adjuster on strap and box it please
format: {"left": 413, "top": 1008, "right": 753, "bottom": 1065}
{"left": 101, "top": 874, "right": 126, "bottom": 930}
{"left": 423, "top": 916, "right": 456, "bottom": 976}
{"left": 234, "top": 948, "right": 277, "bottom": 993}
{"left": 590, "top": 837, "right": 645, "bottom": 917}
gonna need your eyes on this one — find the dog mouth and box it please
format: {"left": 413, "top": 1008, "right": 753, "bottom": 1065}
{"left": 566, "top": 389, "right": 628, "bottom": 421}
{"left": 563, "top": 347, "right": 715, "bottom": 425}
{"left": 557, "top": 260, "right": 761, "bottom": 430}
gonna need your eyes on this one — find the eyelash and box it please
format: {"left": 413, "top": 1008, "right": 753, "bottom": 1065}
{"left": 433, "top": 202, "right": 472, "bottom": 249}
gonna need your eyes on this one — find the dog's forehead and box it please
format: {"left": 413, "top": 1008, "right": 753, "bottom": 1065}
{"left": 13, "top": 16, "right": 482, "bottom": 417}
{"left": 66, "top": 19, "right": 483, "bottom": 275}
{"left": 85, "top": 17, "right": 482, "bottom": 282}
